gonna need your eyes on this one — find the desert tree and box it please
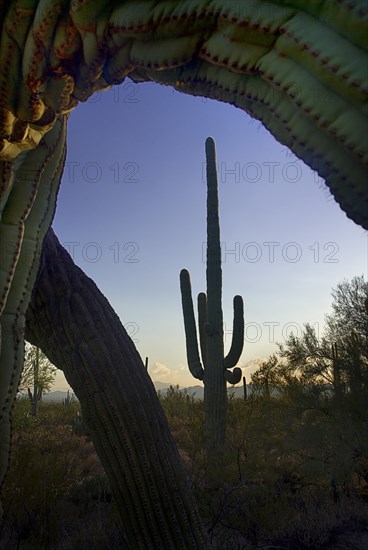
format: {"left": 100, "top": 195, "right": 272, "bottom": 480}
{"left": 19, "top": 344, "right": 57, "bottom": 416}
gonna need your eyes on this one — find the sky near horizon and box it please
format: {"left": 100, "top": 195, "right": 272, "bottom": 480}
{"left": 50, "top": 78, "right": 367, "bottom": 391}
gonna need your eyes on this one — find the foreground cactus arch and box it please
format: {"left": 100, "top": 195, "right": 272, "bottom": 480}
{"left": 0, "top": 1, "right": 367, "bottom": 547}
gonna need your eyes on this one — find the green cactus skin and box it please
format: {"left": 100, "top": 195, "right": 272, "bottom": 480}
{"left": 0, "top": 116, "right": 66, "bottom": 521}
{"left": 25, "top": 229, "right": 208, "bottom": 549}
{"left": 180, "top": 137, "right": 244, "bottom": 453}
{"left": 0, "top": 1, "right": 367, "bottom": 227}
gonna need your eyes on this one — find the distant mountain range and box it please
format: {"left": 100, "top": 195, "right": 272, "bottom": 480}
{"left": 154, "top": 382, "right": 253, "bottom": 400}
{"left": 41, "top": 382, "right": 252, "bottom": 402}
{"left": 42, "top": 390, "right": 77, "bottom": 403}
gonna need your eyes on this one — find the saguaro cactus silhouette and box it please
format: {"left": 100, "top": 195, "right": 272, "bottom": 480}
{"left": 180, "top": 137, "right": 244, "bottom": 452}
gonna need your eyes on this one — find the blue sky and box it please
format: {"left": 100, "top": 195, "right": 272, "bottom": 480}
{"left": 51, "top": 79, "right": 367, "bottom": 390}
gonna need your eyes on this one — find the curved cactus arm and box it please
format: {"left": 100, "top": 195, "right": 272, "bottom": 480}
{"left": 25, "top": 229, "right": 208, "bottom": 549}
{"left": 224, "top": 367, "right": 242, "bottom": 385}
{"left": 1, "top": 1, "right": 367, "bottom": 227}
{"left": 151, "top": 59, "right": 367, "bottom": 229}
{"left": 223, "top": 295, "right": 244, "bottom": 371}
{"left": 179, "top": 269, "right": 204, "bottom": 381}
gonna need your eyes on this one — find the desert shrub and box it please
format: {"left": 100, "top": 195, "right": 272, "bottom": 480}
{"left": 56, "top": 499, "right": 124, "bottom": 550}
{"left": 2, "top": 388, "right": 368, "bottom": 549}
{"left": 159, "top": 386, "right": 206, "bottom": 477}
{"left": 67, "top": 474, "right": 112, "bottom": 512}
{"left": 159, "top": 388, "right": 368, "bottom": 548}
{"left": 0, "top": 400, "right": 102, "bottom": 548}
{"left": 159, "top": 385, "right": 201, "bottom": 419}
{"left": 197, "top": 480, "right": 368, "bottom": 549}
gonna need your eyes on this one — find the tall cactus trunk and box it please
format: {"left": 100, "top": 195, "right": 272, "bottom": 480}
{"left": 25, "top": 229, "right": 208, "bottom": 550}
{"left": 28, "top": 386, "right": 41, "bottom": 417}
{"left": 28, "top": 346, "right": 42, "bottom": 417}
{"left": 0, "top": 117, "right": 67, "bottom": 521}
{"left": 204, "top": 338, "right": 227, "bottom": 451}
{"left": 204, "top": 136, "right": 226, "bottom": 451}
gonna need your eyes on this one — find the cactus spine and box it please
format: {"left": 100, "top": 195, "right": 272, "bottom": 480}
{"left": 180, "top": 137, "right": 244, "bottom": 453}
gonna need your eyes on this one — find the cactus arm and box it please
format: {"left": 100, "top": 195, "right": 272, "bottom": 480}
{"left": 1, "top": 1, "right": 367, "bottom": 227}
{"left": 224, "top": 367, "right": 242, "bottom": 385}
{"left": 223, "top": 295, "right": 244, "bottom": 371}
{"left": 179, "top": 269, "right": 204, "bottom": 381}
{"left": 26, "top": 229, "right": 208, "bottom": 549}
{"left": 198, "top": 292, "right": 207, "bottom": 368}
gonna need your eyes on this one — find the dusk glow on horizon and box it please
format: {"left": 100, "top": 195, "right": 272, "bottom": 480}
{"left": 50, "top": 79, "right": 367, "bottom": 391}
